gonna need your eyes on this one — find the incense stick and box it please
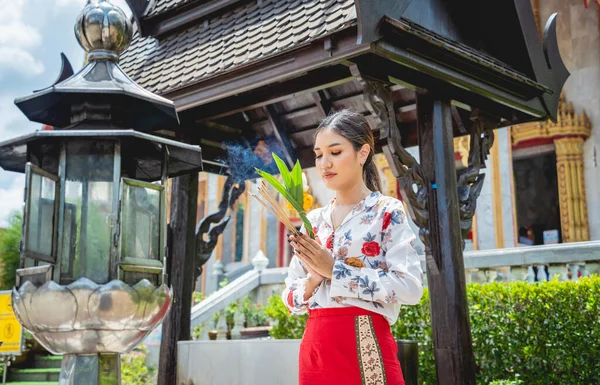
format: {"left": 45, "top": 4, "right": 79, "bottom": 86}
{"left": 253, "top": 193, "right": 299, "bottom": 235}
{"left": 258, "top": 182, "right": 300, "bottom": 234}
{"left": 250, "top": 189, "right": 300, "bottom": 236}
{"left": 251, "top": 192, "right": 290, "bottom": 228}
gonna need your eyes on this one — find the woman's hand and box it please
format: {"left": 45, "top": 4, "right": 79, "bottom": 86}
{"left": 289, "top": 234, "right": 334, "bottom": 280}
{"left": 303, "top": 259, "right": 325, "bottom": 286}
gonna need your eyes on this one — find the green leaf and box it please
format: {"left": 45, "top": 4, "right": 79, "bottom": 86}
{"left": 255, "top": 168, "right": 302, "bottom": 212}
{"left": 298, "top": 211, "right": 314, "bottom": 238}
{"left": 291, "top": 160, "right": 303, "bottom": 203}
{"left": 272, "top": 153, "right": 292, "bottom": 189}
{"left": 256, "top": 155, "right": 315, "bottom": 239}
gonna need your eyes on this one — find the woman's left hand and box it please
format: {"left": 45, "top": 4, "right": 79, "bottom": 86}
{"left": 289, "top": 234, "right": 334, "bottom": 279}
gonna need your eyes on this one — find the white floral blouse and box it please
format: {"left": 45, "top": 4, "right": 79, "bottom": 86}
{"left": 282, "top": 191, "right": 424, "bottom": 324}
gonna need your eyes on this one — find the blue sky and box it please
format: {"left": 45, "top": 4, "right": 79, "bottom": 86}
{"left": 0, "top": 0, "right": 130, "bottom": 226}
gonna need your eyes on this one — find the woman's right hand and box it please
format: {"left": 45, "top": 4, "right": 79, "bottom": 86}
{"left": 291, "top": 235, "right": 325, "bottom": 292}
{"left": 303, "top": 263, "right": 323, "bottom": 302}
{"left": 305, "top": 262, "right": 324, "bottom": 285}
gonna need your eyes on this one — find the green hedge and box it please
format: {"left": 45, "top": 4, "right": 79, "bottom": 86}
{"left": 0, "top": 212, "right": 21, "bottom": 289}
{"left": 265, "top": 293, "right": 307, "bottom": 340}
{"left": 266, "top": 277, "right": 600, "bottom": 385}
{"left": 122, "top": 344, "right": 156, "bottom": 385}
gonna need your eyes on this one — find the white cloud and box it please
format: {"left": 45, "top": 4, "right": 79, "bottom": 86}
{"left": 0, "top": 174, "right": 24, "bottom": 227}
{"left": 0, "top": 0, "right": 44, "bottom": 79}
{"left": 55, "top": 0, "right": 132, "bottom": 16}
{"left": 0, "top": 95, "right": 28, "bottom": 141}
{"left": 0, "top": 92, "right": 37, "bottom": 142}
{"left": 0, "top": 21, "right": 41, "bottom": 48}
{"left": 0, "top": 48, "right": 45, "bottom": 76}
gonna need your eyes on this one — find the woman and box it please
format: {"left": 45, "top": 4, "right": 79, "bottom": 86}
{"left": 283, "top": 110, "right": 424, "bottom": 385}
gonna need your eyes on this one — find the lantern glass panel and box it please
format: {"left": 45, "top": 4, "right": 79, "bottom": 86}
{"left": 23, "top": 163, "right": 57, "bottom": 265}
{"left": 120, "top": 179, "right": 162, "bottom": 262}
{"left": 60, "top": 140, "right": 116, "bottom": 284}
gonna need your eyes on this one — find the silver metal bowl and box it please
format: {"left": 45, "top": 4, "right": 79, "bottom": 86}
{"left": 12, "top": 278, "right": 171, "bottom": 354}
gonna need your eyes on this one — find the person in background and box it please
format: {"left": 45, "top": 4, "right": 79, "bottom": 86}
{"left": 518, "top": 226, "right": 534, "bottom": 246}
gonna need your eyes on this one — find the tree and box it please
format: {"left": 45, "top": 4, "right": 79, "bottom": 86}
{"left": 0, "top": 212, "right": 22, "bottom": 289}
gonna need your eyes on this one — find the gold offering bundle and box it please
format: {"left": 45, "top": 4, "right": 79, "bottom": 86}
{"left": 252, "top": 154, "right": 315, "bottom": 239}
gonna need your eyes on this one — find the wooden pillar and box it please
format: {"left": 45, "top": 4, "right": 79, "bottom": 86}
{"left": 555, "top": 137, "right": 589, "bottom": 242}
{"left": 417, "top": 91, "right": 477, "bottom": 385}
{"left": 158, "top": 172, "right": 198, "bottom": 385}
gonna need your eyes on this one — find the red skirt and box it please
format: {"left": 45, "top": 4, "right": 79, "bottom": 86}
{"left": 299, "top": 307, "right": 405, "bottom": 385}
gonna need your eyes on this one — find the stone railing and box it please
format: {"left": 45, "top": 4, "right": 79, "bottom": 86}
{"left": 458, "top": 240, "right": 600, "bottom": 284}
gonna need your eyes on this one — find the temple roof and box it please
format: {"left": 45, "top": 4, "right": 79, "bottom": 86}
{"left": 120, "top": 0, "right": 356, "bottom": 94}
{"left": 117, "top": 0, "right": 569, "bottom": 175}
{"left": 147, "top": 0, "right": 197, "bottom": 17}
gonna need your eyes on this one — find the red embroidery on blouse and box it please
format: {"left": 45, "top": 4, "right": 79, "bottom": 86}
{"left": 382, "top": 212, "right": 392, "bottom": 230}
{"left": 326, "top": 233, "right": 334, "bottom": 250}
{"left": 361, "top": 241, "right": 381, "bottom": 257}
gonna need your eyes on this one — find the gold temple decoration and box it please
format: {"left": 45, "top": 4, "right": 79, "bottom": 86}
{"left": 375, "top": 153, "right": 399, "bottom": 198}
{"left": 512, "top": 94, "right": 592, "bottom": 243}
{"left": 454, "top": 135, "right": 470, "bottom": 169}
{"left": 512, "top": 94, "right": 592, "bottom": 146}
{"left": 490, "top": 139, "right": 505, "bottom": 249}
{"left": 555, "top": 137, "right": 589, "bottom": 242}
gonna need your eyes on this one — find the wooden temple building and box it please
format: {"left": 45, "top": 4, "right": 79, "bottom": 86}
{"left": 115, "top": 0, "right": 596, "bottom": 383}
{"left": 119, "top": 0, "right": 597, "bottom": 261}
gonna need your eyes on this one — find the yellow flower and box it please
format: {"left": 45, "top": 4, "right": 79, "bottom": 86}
{"left": 303, "top": 193, "right": 313, "bottom": 211}
{"left": 286, "top": 192, "right": 313, "bottom": 212}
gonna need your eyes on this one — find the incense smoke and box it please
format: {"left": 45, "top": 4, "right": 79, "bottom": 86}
{"left": 217, "top": 136, "right": 291, "bottom": 183}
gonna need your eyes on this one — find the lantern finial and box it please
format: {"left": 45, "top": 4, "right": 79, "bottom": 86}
{"left": 75, "top": 0, "right": 132, "bottom": 62}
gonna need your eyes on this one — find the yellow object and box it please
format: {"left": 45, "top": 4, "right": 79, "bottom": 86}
{"left": 303, "top": 193, "right": 314, "bottom": 211}
{"left": 287, "top": 192, "right": 314, "bottom": 212}
{"left": 345, "top": 257, "right": 366, "bottom": 268}
{"left": 0, "top": 291, "right": 22, "bottom": 354}
{"left": 555, "top": 138, "right": 589, "bottom": 242}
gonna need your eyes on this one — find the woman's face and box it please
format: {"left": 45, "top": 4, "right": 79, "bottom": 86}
{"left": 313, "top": 128, "right": 368, "bottom": 191}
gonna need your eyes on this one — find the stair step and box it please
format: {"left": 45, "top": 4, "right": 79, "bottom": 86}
{"left": 33, "top": 356, "right": 62, "bottom": 369}
{"left": 8, "top": 368, "right": 60, "bottom": 382}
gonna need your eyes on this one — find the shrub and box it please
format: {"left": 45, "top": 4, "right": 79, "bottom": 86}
{"left": 392, "top": 287, "right": 435, "bottom": 384}
{"left": 192, "top": 289, "right": 270, "bottom": 339}
{"left": 263, "top": 293, "right": 307, "bottom": 339}
{"left": 466, "top": 278, "right": 600, "bottom": 385}
{"left": 241, "top": 296, "right": 269, "bottom": 327}
{"left": 265, "top": 277, "right": 600, "bottom": 385}
{"left": 488, "top": 379, "right": 523, "bottom": 385}
{"left": 0, "top": 212, "right": 22, "bottom": 289}
{"left": 121, "top": 345, "right": 156, "bottom": 385}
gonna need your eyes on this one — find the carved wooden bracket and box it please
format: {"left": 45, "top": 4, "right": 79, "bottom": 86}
{"left": 351, "top": 64, "right": 500, "bottom": 253}
{"left": 350, "top": 65, "right": 431, "bottom": 251}
{"left": 456, "top": 111, "right": 498, "bottom": 250}
{"left": 194, "top": 174, "right": 245, "bottom": 280}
